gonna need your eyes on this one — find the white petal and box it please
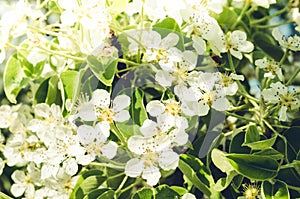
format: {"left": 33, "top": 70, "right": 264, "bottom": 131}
{"left": 157, "top": 114, "right": 175, "bottom": 133}
{"left": 230, "top": 49, "right": 243, "bottom": 60}
{"left": 182, "top": 193, "right": 197, "bottom": 199}
{"left": 12, "top": 170, "right": 26, "bottom": 183}
{"left": 160, "top": 33, "right": 179, "bottom": 49}
{"left": 125, "top": 158, "right": 144, "bottom": 177}
{"left": 146, "top": 100, "right": 165, "bottom": 117}
{"left": 192, "top": 35, "right": 206, "bottom": 55}
{"left": 155, "top": 70, "right": 173, "bottom": 87}
{"left": 34, "top": 103, "right": 50, "bottom": 118}
{"left": 212, "top": 97, "right": 230, "bottom": 111}
{"left": 279, "top": 106, "right": 288, "bottom": 121}
{"left": 196, "top": 102, "right": 210, "bottom": 116}
{"left": 60, "top": 11, "right": 77, "bottom": 26}
{"left": 173, "top": 131, "right": 188, "bottom": 145}
{"left": 11, "top": 183, "right": 26, "bottom": 197}
{"left": 77, "top": 125, "right": 97, "bottom": 145}
{"left": 158, "top": 150, "right": 179, "bottom": 170}
{"left": 113, "top": 110, "right": 130, "bottom": 122}
{"left": 140, "top": 119, "right": 158, "bottom": 137}
{"left": 238, "top": 41, "right": 254, "bottom": 53}
{"left": 92, "top": 89, "right": 111, "bottom": 108}
{"left": 101, "top": 141, "right": 118, "bottom": 159}
{"left": 63, "top": 158, "right": 78, "bottom": 176}
{"left": 77, "top": 102, "right": 96, "bottom": 121}
{"left": 182, "top": 50, "right": 197, "bottom": 70}
{"left": 95, "top": 121, "right": 110, "bottom": 142}
{"left": 142, "top": 164, "right": 161, "bottom": 186}
{"left": 112, "top": 95, "right": 131, "bottom": 112}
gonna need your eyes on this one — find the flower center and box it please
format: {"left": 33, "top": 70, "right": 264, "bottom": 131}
{"left": 98, "top": 108, "right": 115, "bottom": 123}
{"left": 165, "top": 101, "right": 181, "bottom": 115}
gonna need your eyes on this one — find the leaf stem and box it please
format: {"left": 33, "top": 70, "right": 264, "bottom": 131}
{"left": 251, "top": 6, "right": 289, "bottom": 25}
{"left": 0, "top": 192, "right": 13, "bottom": 199}
{"left": 231, "top": 1, "right": 250, "bottom": 30}
{"left": 286, "top": 66, "right": 300, "bottom": 86}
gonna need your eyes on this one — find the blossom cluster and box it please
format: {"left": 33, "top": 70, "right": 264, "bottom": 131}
{"left": 0, "top": 0, "right": 300, "bottom": 198}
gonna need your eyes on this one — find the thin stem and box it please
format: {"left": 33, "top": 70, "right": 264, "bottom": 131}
{"left": 251, "top": 6, "right": 289, "bottom": 25}
{"left": 286, "top": 66, "right": 300, "bottom": 86}
{"left": 37, "top": 46, "right": 85, "bottom": 61}
{"left": 111, "top": 123, "right": 128, "bottom": 148}
{"left": 0, "top": 192, "right": 13, "bottom": 199}
{"left": 115, "top": 176, "right": 128, "bottom": 195}
{"left": 231, "top": 1, "right": 250, "bottom": 30}
{"left": 256, "top": 20, "right": 293, "bottom": 29}
{"left": 117, "top": 178, "right": 143, "bottom": 196}
{"left": 226, "top": 112, "right": 257, "bottom": 123}
{"left": 89, "top": 162, "right": 125, "bottom": 170}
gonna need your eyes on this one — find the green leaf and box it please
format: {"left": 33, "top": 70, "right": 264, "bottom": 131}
{"left": 214, "top": 170, "right": 238, "bottom": 192}
{"left": 96, "top": 190, "right": 115, "bottom": 199}
{"left": 178, "top": 154, "right": 218, "bottom": 198}
{"left": 244, "top": 125, "right": 260, "bottom": 143}
{"left": 3, "top": 54, "right": 28, "bottom": 104}
{"left": 87, "top": 55, "right": 117, "bottom": 86}
{"left": 229, "top": 132, "right": 251, "bottom": 154}
{"left": 253, "top": 32, "right": 285, "bottom": 63}
{"left": 262, "top": 180, "right": 290, "bottom": 199}
{"left": 170, "top": 186, "right": 188, "bottom": 196}
{"left": 129, "top": 88, "right": 148, "bottom": 126}
{"left": 132, "top": 188, "right": 153, "bottom": 199}
{"left": 83, "top": 188, "right": 110, "bottom": 199}
{"left": 215, "top": 7, "right": 239, "bottom": 28}
{"left": 211, "top": 149, "right": 234, "bottom": 174}
{"left": 45, "top": 75, "right": 61, "bottom": 105}
{"left": 225, "top": 154, "right": 279, "bottom": 180}
{"left": 70, "top": 170, "right": 105, "bottom": 199}
{"left": 277, "top": 167, "right": 300, "bottom": 188}
{"left": 243, "top": 136, "right": 277, "bottom": 150}
{"left": 155, "top": 185, "right": 180, "bottom": 199}
{"left": 60, "top": 71, "right": 79, "bottom": 100}
{"left": 253, "top": 148, "right": 284, "bottom": 160}
{"left": 153, "top": 17, "right": 184, "bottom": 51}
{"left": 283, "top": 127, "right": 300, "bottom": 162}
{"left": 34, "top": 77, "right": 49, "bottom": 104}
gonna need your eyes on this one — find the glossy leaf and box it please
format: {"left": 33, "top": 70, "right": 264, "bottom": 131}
{"left": 262, "top": 180, "right": 290, "bottom": 199}
{"left": 283, "top": 127, "right": 300, "bottom": 162}
{"left": 70, "top": 170, "right": 105, "bottom": 199}
{"left": 155, "top": 185, "right": 180, "bottom": 198}
{"left": 83, "top": 188, "right": 110, "bottom": 199}
{"left": 129, "top": 88, "right": 148, "bottom": 126}
{"left": 211, "top": 149, "right": 234, "bottom": 173}
{"left": 3, "top": 54, "right": 28, "bottom": 104}
{"left": 60, "top": 71, "right": 79, "bottom": 100}
{"left": 132, "top": 188, "right": 153, "bottom": 199}
{"left": 178, "top": 154, "right": 219, "bottom": 198}
{"left": 225, "top": 154, "right": 279, "bottom": 180}
{"left": 253, "top": 148, "right": 284, "bottom": 160}
{"left": 214, "top": 170, "right": 238, "bottom": 192}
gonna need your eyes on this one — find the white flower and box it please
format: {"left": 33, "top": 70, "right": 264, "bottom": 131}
{"left": 181, "top": 5, "right": 226, "bottom": 55}
{"left": 0, "top": 157, "right": 4, "bottom": 175}
{"left": 155, "top": 51, "right": 197, "bottom": 87}
{"left": 77, "top": 123, "right": 118, "bottom": 160}
{"left": 272, "top": 28, "right": 300, "bottom": 51}
{"left": 177, "top": 72, "right": 230, "bottom": 116}
{"left": 217, "top": 72, "right": 244, "bottom": 96}
{"left": 262, "top": 82, "right": 300, "bottom": 121}
{"left": 182, "top": 193, "right": 197, "bottom": 199}
{"left": 252, "top": 0, "right": 276, "bottom": 8}
{"left": 125, "top": 134, "right": 179, "bottom": 185}
{"left": 255, "top": 58, "right": 283, "bottom": 81}
{"left": 226, "top": 30, "right": 254, "bottom": 60}
{"left": 146, "top": 99, "right": 182, "bottom": 117}
{"left": 11, "top": 163, "right": 41, "bottom": 198}
{"left": 0, "top": 105, "right": 18, "bottom": 128}
{"left": 76, "top": 89, "right": 130, "bottom": 124}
